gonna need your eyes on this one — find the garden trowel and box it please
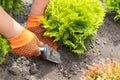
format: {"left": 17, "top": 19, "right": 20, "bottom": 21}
{"left": 38, "top": 44, "right": 62, "bottom": 63}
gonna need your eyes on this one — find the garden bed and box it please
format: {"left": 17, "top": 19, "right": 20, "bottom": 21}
{"left": 0, "top": 0, "right": 120, "bottom": 80}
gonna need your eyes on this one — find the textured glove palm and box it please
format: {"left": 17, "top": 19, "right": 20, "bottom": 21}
{"left": 8, "top": 28, "right": 43, "bottom": 57}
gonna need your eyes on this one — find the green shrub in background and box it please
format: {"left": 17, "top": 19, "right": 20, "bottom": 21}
{"left": 40, "top": 0, "right": 105, "bottom": 54}
{"left": 0, "top": 0, "right": 24, "bottom": 15}
{"left": 104, "top": 0, "right": 120, "bottom": 20}
{"left": 0, "top": 0, "right": 24, "bottom": 63}
{"left": 0, "top": 35, "right": 10, "bottom": 63}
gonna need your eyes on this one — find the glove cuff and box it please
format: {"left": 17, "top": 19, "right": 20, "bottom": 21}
{"left": 7, "top": 28, "right": 34, "bottom": 49}
{"left": 26, "top": 14, "right": 44, "bottom": 28}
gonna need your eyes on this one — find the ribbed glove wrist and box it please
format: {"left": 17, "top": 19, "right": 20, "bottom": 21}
{"left": 26, "top": 14, "right": 44, "bottom": 28}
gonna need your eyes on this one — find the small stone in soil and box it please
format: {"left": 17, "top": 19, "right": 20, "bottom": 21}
{"left": 25, "top": 75, "right": 38, "bottom": 80}
{"left": 8, "top": 66, "right": 20, "bottom": 75}
{"left": 29, "top": 63, "right": 38, "bottom": 74}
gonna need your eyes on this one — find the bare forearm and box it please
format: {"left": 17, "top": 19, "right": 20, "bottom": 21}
{"left": 0, "top": 6, "right": 22, "bottom": 38}
{"left": 30, "top": 0, "right": 49, "bottom": 15}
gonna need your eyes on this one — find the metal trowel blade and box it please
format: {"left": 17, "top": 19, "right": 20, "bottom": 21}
{"left": 39, "top": 44, "right": 62, "bottom": 63}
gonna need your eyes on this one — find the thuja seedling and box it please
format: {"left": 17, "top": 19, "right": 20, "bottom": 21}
{"left": 83, "top": 58, "right": 120, "bottom": 80}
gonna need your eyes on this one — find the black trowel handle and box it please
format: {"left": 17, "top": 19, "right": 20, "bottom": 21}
{"left": 38, "top": 44, "right": 47, "bottom": 58}
{"left": 39, "top": 45, "right": 45, "bottom": 52}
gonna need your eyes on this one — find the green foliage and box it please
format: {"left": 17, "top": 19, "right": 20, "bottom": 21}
{"left": 0, "top": 0, "right": 24, "bottom": 15}
{"left": 104, "top": 0, "right": 120, "bottom": 20}
{"left": 40, "top": 0, "right": 105, "bottom": 54}
{"left": 0, "top": 35, "right": 10, "bottom": 64}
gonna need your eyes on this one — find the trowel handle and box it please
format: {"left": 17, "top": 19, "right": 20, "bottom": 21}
{"left": 38, "top": 44, "right": 48, "bottom": 58}
{"left": 38, "top": 46, "right": 45, "bottom": 52}
{"left": 38, "top": 44, "right": 48, "bottom": 54}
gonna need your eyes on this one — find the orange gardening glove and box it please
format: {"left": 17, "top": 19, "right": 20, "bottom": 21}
{"left": 7, "top": 28, "right": 43, "bottom": 57}
{"left": 26, "top": 14, "right": 58, "bottom": 50}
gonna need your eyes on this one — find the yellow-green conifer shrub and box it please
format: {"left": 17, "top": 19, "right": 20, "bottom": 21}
{"left": 104, "top": 0, "right": 120, "bottom": 20}
{"left": 0, "top": 35, "right": 10, "bottom": 64}
{"left": 40, "top": 0, "right": 105, "bottom": 54}
{"left": 0, "top": 0, "right": 24, "bottom": 15}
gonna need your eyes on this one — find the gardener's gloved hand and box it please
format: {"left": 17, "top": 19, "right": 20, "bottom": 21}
{"left": 26, "top": 14, "right": 58, "bottom": 50}
{"left": 8, "top": 28, "right": 43, "bottom": 57}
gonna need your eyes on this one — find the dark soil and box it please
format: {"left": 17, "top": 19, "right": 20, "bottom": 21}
{"left": 0, "top": 0, "right": 120, "bottom": 80}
